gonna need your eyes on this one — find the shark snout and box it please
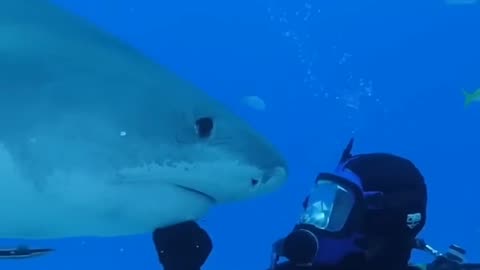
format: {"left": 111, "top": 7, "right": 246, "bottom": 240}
{"left": 188, "top": 147, "right": 288, "bottom": 203}
{"left": 244, "top": 144, "right": 288, "bottom": 195}
{"left": 251, "top": 164, "right": 287, "bottom": 186}
{"left": 254, "top": 165, "right": 288, "bottom": 191}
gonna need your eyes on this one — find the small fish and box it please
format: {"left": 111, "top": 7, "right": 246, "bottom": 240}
{"left": 0, "top": 246, "right": 54, "bottom": 259}
{"left": 242, "top": 95, "right": 267, "bottom": 111}
{"left": 463, "top": 88, "right": 480, "bottom": 107}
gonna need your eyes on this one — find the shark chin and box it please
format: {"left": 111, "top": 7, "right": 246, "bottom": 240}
{"left": 0, "top": 142, "right": 283, "bottom": 239}
{"left": 0, "top": 156, "right": 215, "bottom": 239}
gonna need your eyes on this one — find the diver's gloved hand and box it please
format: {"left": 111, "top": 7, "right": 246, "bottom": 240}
{"left": 152, "top": 221, "right": 212, "bottom": 270}
{"left": 282, "top": 227, "right": 318, "bottom": 265}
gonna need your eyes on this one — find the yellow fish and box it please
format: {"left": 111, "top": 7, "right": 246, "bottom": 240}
{"left": 463, "top": 88, "right": 480, "bottom": 107}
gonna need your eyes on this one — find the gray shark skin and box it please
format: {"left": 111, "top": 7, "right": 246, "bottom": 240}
{"left": 0, "top": 0, "right": 288, "bottom": 239}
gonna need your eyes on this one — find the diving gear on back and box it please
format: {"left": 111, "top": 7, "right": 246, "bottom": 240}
{"left": 411, "top": 239, "right": 480, "bottom": 270}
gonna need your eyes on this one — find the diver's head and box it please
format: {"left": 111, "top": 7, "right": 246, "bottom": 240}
{"left": 281, "top": 139, "right": 427, "bottom": 269}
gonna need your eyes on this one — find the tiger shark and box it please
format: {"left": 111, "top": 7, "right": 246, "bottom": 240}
{"left": 0, "top": 0, "right": 288, "bottom": 239}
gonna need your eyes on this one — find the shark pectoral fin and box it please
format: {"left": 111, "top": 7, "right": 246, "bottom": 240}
{"left": 0, "top": 247, "right": 54, "bottom": 259}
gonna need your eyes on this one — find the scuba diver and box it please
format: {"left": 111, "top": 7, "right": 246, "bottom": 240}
{"left": 269, "top": 139, "right": 480, "bottom": 270}
{"left": 150, "top": 139, "right": 480, "bottom": 270}
{"left": 270, "top": 138, "right": 428, "bottom": 270}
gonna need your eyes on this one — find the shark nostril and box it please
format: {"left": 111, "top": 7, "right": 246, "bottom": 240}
{"left": 251, "top": 178, "right": 260, "bottom": 187}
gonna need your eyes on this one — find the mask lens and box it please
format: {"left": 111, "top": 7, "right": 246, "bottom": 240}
{"left": 300, "top": 180, "right": 355, "bottom": 232}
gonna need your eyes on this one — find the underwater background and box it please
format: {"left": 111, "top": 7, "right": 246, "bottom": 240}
{"left": 3, "top": 0, "right": 480, "bottom": 269}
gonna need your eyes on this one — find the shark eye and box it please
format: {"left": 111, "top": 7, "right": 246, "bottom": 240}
{"left": 195, "top": 117, "right": 214, "bottom": 139}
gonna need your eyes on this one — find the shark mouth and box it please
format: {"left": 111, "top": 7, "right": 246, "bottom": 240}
{"left": 173, "top": 184, "right": 217, "bottom": 203}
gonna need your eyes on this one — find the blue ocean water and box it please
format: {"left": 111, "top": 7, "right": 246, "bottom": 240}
{"left": 3, "top": 0, "right": 480, "bottom": 269}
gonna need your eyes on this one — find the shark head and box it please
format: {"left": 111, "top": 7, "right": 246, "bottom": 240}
{"left": 118, "top": 112, "right": 288, "bottom": 203}
{"left": 0, "top": 0, "right": 288, "bottom": 238}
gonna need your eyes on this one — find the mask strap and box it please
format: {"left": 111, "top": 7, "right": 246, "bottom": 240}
{"left": 364, "top": 185, "right": 426, "bottom": 210}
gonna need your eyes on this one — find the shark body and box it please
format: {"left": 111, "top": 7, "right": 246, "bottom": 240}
{"left": 0, "top": 0, "right": 288, "bottom": 239}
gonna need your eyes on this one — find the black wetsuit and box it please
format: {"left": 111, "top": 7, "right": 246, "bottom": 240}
{"left": 151, "top": 221, "right": 479, "bottom": 270}
{"left": 271, "top": 262, "right": 480, "bottom": 270}
{"left": 271, "top": 261, "right": 420, "bottom": 270}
